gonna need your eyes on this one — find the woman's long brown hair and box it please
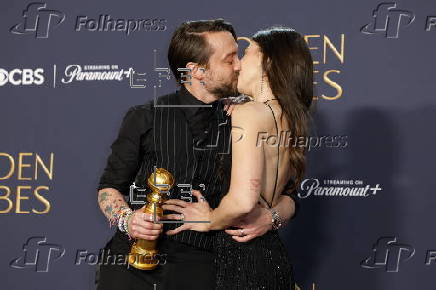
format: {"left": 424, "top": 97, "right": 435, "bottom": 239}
{"left": 252, "top": 27, "right": 314, "bottom": 192}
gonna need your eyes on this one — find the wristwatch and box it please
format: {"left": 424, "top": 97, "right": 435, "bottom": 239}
{"left": 269, "top": 208, "right": 283, "bottom": 230}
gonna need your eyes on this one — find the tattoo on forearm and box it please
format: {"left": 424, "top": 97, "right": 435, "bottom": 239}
{"left": 98, "top": 190, "right": 129, "bottom": 227}
{"left": 99, "top": 191, "right": 108, "bottom": 202}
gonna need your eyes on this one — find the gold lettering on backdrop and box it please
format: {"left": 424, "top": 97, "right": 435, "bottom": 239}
{"left": 324, "top": 35, "right": 344, "bottom": 64}
{"left": 304, "top": 35, "right": 320, "bottom": 65}
{"left": 16, "top": 185, "right": 31, "bottom": 214}
{"left": 35, "top": 153, "right": 54, "bottom": 180}
{"left": 18, "top": 153, "right": 32, "bottom": 180}
{"left": 304, "top": 34, "right": 345, "bottom": 101}
{"left": 0, "top": 186, "right": 13, "bottom": 213}
{"left": 323, "top": 70, "right": 343, "bottom": 100}
{"left": 33, "top": 186, "right": 50, "bottom": 214}
{"left": 0, "top": 153, "right": 54, "bottom": 214}
{"left": 0, "top": 153, "right": 14, "bottom": 180}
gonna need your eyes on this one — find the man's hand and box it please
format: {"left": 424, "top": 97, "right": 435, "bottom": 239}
{"left": 224, "top": 202, "right": 272, "bottom": 242}
{"left": 127, "top": 205, "right": 163, "bottom": 240}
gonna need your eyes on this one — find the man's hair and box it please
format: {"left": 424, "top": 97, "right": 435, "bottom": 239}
{"left": 168, "top": 18, "right": 237, "bottom": 83}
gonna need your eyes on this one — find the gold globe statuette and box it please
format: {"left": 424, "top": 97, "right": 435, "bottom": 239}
{"left": 128, "top": 168, "right": 174, "bottom": 270}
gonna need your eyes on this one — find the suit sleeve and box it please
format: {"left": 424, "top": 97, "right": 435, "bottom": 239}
{"left": 97, "top": 105, "right": 150, "bottom": 195}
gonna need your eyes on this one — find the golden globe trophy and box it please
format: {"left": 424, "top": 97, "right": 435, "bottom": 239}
{"left": 128, "top": 167, "right": 174, "bottom": 270}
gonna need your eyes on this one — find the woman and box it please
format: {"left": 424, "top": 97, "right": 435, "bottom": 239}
{"left": 163, "top": 27, "right": 313, "bottom": 289}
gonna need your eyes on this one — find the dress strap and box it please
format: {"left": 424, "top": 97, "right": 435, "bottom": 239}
{"left": 260, "top": 99, "right": 279, "bottom": 208}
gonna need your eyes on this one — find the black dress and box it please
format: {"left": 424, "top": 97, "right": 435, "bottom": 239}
{"left": 214, "top": 99, "right": 295, "bottom": 290}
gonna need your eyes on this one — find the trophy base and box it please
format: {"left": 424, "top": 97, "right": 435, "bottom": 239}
{"left": 128, "top": 244, "right": 160, "bottom": 270}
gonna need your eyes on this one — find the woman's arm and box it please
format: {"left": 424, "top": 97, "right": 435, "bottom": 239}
{"left": 272, "top": 194, "right": 295, "bottom": 227}
{"left": 223, "top": 195, "right": 295, "bottom": 242}
{"left": 162, "top": 102, "right": 278, "bottom": 235}
{"left": 208, "top": 103, "right": 268, "bottom": 230}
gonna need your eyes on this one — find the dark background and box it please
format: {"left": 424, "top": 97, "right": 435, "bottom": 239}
{"left": 1, "top": 0, "right": 435, "bottom": 289}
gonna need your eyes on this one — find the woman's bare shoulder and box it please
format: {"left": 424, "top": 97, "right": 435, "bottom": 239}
{"left": 232, "top": 101, "right": 275, "bottom": 128}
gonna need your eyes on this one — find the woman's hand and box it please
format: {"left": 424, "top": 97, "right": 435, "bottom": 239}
{"left": 223, "top": 101, "right": 236, "bottom": 116}
{"left": 224, "top": 202, "right": 272, "bottom": 242}
{"left": 162, "top": 190, "right": 212, "bottom": 235}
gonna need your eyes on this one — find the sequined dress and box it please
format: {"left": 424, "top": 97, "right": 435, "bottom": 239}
{"left": 214, "top": 100, "right": 295, "bottom": 290}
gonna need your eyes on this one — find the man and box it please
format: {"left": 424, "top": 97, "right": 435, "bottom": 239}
{"left": 95, "top": 18, "right": 299, "bottom": 290}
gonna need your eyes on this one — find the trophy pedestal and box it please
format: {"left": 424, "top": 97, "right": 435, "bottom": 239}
{"left": 128, "top": 240, "right": 159, "bottom": 270}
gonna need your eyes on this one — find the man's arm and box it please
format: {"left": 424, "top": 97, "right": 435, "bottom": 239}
{"left": 98, "top": 187, "right": 161, "bottom": 240}
{"left": 98, "top": 187, "right": 130, "bottom": 224}
{"left": 97, "top": 105, "right": 162, "bottom": 240}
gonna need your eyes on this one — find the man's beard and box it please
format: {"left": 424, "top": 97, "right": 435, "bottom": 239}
{"left": 206, "top": 72, "right": 239, "bottom": 99}
{"left": 209, "top": 82, "right": 239, "bottom": 99}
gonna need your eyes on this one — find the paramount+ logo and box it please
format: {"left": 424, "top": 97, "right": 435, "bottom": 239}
{"left": 0, "top": 68, "right": 45, "bottom": 86}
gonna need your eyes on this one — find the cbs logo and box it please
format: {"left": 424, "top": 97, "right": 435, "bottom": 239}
{"left": 0, "top": 68, "right": 44, "bottom": 86}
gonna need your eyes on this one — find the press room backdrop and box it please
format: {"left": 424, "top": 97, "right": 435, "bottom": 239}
{"left": 1, "top": 0, "right": 435, "bottom": 289}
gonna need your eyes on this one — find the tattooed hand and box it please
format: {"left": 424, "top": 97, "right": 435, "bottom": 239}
{"left": 97, "top": 188, "right": 163, "bottom": 240}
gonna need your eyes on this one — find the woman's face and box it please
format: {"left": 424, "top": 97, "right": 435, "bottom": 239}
{"left": 237, "top": 41, "right": 263, "bottom": 96}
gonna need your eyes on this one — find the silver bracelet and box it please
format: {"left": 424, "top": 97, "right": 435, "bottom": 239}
{"left": 117, "top": 207, "right": 132, "bottom": 232}
{"left": 123, "top": 211, "right": 133, "bottom": 235}
{"left": 269, "top": 208, "right": 283, "bottom": 230}
{"left": 117, "top": 214, "right": 125, "bottom": 232}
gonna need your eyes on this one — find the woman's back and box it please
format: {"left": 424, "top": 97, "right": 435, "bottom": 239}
{"left": 259, "top": 98, "right": 294, "bottom": 209}
{"left": 231, "top": 99, "right": 294, "bottom": 209}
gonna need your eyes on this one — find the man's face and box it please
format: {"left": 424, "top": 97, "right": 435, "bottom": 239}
{"left": 202, "top": 31, "right": 241, "bottom": 99}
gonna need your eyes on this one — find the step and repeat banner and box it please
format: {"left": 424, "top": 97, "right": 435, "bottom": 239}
{"left": 1, "top": 0, "right": 435, "bottom": 289}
